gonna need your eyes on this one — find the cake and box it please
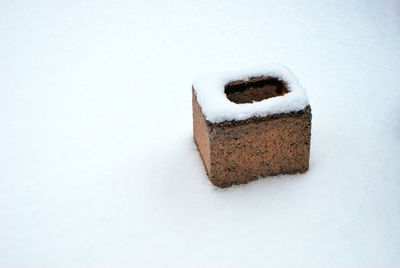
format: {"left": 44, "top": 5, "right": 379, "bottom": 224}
{"left": 192, "top": 64, "right": 312, "bottom": 187}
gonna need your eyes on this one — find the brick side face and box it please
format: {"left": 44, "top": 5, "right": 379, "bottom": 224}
{"left": 192, "top": 91, "right": 212, "bottom": 175}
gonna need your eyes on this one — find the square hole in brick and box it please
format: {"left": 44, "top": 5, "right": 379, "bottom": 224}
{"left": 224, "top": 77, "right": 289, "bottom": 104}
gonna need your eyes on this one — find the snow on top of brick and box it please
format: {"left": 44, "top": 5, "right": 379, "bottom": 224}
{"left": 192, "top": 64, "right": 309, "bottom": 123}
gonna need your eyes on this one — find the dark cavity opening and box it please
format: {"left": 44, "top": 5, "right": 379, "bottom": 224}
{"left": 224, "top": 76, "right": 289, "bottom": 104}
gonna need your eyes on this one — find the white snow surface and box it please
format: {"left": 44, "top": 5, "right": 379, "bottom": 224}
{"left": 1, "top": 0, "right": 400, "bottom": 267}
{"left": 193, "top": 64, "right": 309, "bottom": 123}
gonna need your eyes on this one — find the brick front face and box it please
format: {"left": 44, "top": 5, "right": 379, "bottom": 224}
{"left": 193, "top": 90, "right": 312, "bottom": 188}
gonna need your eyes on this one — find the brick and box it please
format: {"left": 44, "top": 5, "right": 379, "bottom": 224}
{"left": 192, "top": 74, "right": 311, "bottom": 187}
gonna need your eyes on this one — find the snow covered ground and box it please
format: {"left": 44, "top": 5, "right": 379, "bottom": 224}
{"left": 1, "top": 0, "right": 399, "bottom": 266}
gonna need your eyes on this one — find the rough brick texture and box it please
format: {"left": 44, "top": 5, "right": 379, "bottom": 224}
{"left": 193, "top": 89, "right": 312, "bottom": 188}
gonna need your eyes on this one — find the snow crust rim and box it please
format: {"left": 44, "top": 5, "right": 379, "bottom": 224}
{"left": 192, "top": 64, "right": 310, "bottom": 123}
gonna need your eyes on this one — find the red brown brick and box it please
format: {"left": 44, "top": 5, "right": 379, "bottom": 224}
{"left": 192, "top": 77, "right": 312, "bottom": 188}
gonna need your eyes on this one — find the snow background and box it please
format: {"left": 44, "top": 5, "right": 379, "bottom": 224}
{"left": 1, "top": 0, "right": 400, "bottom": 266}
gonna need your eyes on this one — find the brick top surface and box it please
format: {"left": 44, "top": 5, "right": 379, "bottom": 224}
{"left": 192, "top": 64, "right": 309, "bottom": 123}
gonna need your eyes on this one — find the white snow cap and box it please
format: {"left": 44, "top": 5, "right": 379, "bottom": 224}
{"left": 193, "top": 64, "right": 309, "bottom": 123}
